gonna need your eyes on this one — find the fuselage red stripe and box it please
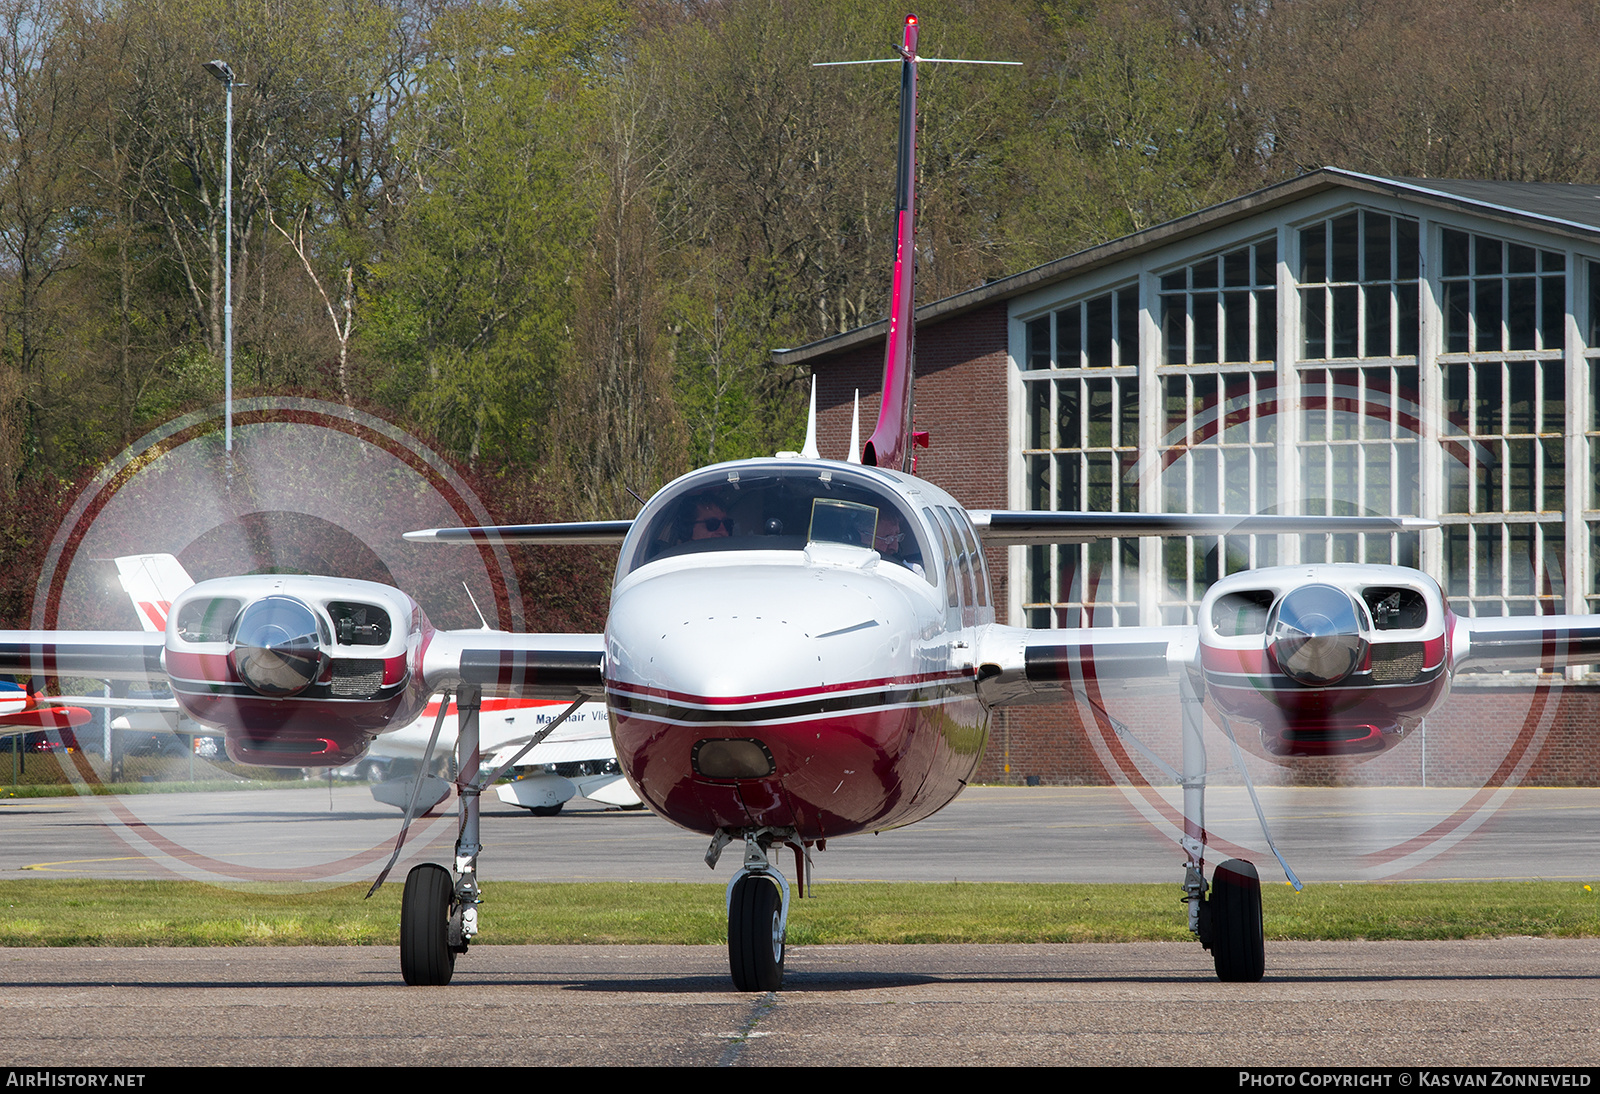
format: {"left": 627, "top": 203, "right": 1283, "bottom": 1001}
{"left": 605, "top": 669, "right": 975, "bottom": 708}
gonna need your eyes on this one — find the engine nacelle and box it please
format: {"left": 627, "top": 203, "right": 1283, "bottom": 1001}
{"left": 1200, "top": 565, "right": 1451, "bottom": 763}
{"left": 164, "top": 576, "right": 431, "bottom": 767}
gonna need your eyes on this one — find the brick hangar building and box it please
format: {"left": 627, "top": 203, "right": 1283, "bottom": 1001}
{"left": 775, "top": 168, "right": 1600, "bottom": 787}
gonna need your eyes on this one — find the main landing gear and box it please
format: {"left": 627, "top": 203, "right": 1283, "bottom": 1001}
{"left": 709, "top": 827, "right": 800, "bottom": 992}
{"left": 399, "top": 685, "right": 486, "bottom": 987}
{"left": 389, "top": 688, "right": 586, "bottom": 986}
{"left": 1199, "top": 859, "right": 1265, "bottom": 982}
{"left": 1176, "top": 673, "right": 1267, "bottom": 983}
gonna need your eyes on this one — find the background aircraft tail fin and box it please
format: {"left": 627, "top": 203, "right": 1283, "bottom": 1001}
{"left": 114, "top": 554, "right": 196, "bottom": 633}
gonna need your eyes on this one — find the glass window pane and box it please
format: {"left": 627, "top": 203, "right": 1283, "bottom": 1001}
{"left": 1087, "top": 378, "right": 1113, "bottom": 447}
{"left": 1396, "top": 442, "right": 1419, "bottom": 515}
{"left": 1118, "top": 378, "right": 1139, "bottom": 449}
{"left": 1332, "top": 285, "right": 1358, "bottom": 357}
{"left": 1363, "top": 367, "right": 1391, "bottom": 439}
{"left": 1508, "top": 523, "right": 1535, "bottom": 595}
{"left": 1396, "top": 218, "right": 1420, "bottom": 280}
{"left": 1365, "top": 442, "right": 1391, "bottom": 513}
{"left": 1444, "top": 281, "right": 1469, "bottom": 352}
{"left": 1257, "top": 447, "right": 1278, "bottom": 511}
{"left": 1302, "top": 287, "right": 1326, "bottom": 358}
{"left": 1224, "top": 248, "right": 1250, "bottom": 287}
{"left": 1475, "top": 235, "right": 1502, "bottom": 276}
{"left": 1224, "top": 373, "right": 1250, "bottom": 443}
{"left": 1086, "top": 450, "right": 1113, "bottom": 510}
{"left": 1055, "top": 453, "right": 1081, "bottom": 511}
{"left": 1474, "top": 278, "right": 1503, "bottom": 351}
{"left": 1474, "top": 362, "right": 1501, "bottom": 436}
{"left": 1086, "top": 294, "right": 1113, "bottom": 367}
{"left": 1476, "top": 526, "right": 1501, "bottom": 597}
{"left": 1542, "top": 361, "right": 1564, "bottom": 434}
{"left": 1300, "top": 225, "right": 1326, "bottom": 283}
{"left": 1444, "top": 365, "right": 1469, "bottom": 431}
{"left": 1192, "top": 292, "right": 1218, "bottom": 363}
{"left": 1443, "top": 229, "right": 1470, "bottom": 278}
{"left": 1507, "top": 243, "right": 1537, "bottom": 274}
{"left": 1364, "top": 285, "right": 1391, "bottom": 357}
{"left": 1541, "top": 275, "right": 1566, "bottom": 350}
{"left": 1027, "top": 454, "right": 1051, "bottom": 510}
{"left": 1056, "top": 379, "right": 1081, "bottom": 447}
{"left": 1256, "top": 289, "right": 1278, "bottom": 361}
{"left": 1028, "top": 317, "right": 1051, "bottom": 370}
{"left": 1507, "top": 437, "right": 1534, "bottom": 510}
{"left": 1119, "top": 451, "right": 1139, "bottom": 512}
{"left": 1192, "top": 258, "right": 1218, "bottom": 290}
{"left": 1256, "top": 239, "right": 1277, "bottom": 286}
{"left": 1116, "top": 290, "right": 1139, "bottom": 367}
{"left": 1543, "top": 437, "right": 1565, "bottom": 511}
{"left": 1397, "top": 282, "right": 1419, "bottom": 356}
{"left": 1445, "top": 525, "right": 1470, "bottom": 597}
{"left": 1224, "top": 291, "right": 1250, "bottom": 361}
{"left": 1028, "top": 381, "right": 1050, "bottom": 449}
{"left": 1363, "top": 211, "right": 1390, "bottom": 281}
{"left": 1444, "top": 440, "right": 1469, "bottom": 512}
{"left": 1161, "top": 294, "right": 1185, "bottom": 365}
{"left": 1542, "top": 525, "right": 1565, "bottom": 599}
{"left": 1508, "top": 278, "right": 1536, "bottom": 350}
{"left": 1508, "top": 363, "right": 1535, "bottom": 434}
{"left": 1056, "top": 304, "right": 1081, "bottom": 368}
{"left": 1331, "top": 213, "right": 1359, "bottom": 282}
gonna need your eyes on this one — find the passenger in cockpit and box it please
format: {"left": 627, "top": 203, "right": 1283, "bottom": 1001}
{"left": 689, "top": 498, "right": 731, "bottom": 540}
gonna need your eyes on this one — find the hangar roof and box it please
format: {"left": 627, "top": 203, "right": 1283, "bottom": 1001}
{"left": 774, "top": 168, "right": 1600, "bottom": 368}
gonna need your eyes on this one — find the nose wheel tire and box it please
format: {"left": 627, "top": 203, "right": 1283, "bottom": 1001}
{"left": 728, "top": 873, "right": 785, "bottom": 992}
{"left": 1208, "top": 859, "right": 1265, "bottom": 983}
{"left": 400, "top": 863, "right": 457, "bottom": 986}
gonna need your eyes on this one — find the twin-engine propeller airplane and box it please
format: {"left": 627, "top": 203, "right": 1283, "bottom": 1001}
{"left": 3, "top": 15, "right": 1599, "bottom": 991}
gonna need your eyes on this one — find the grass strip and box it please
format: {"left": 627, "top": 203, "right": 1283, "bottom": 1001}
{"left": 0, "top": 878, "right": 1597, "bottom": 947}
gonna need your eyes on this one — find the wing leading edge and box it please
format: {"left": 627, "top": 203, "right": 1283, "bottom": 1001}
{"left": 968, "top": 512, "right": 1435, "bottom": 547}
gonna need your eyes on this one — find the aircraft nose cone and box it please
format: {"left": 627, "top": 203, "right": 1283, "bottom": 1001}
{"left": 607, "top": 565, "right": 907, "bottom": 699}
{"left": 1269, "top": 584, "right": 1368, "bottom": 686}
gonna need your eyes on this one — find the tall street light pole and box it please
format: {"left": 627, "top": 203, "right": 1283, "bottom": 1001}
{"left": 203, "top": 59, "right": 235, "bottom": 456}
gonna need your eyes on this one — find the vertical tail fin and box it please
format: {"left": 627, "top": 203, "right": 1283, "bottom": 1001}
{"left": 114, "top": 554, "right": 196, "bottom": 633}
{"left": 860, "top": 14, "right": 921, "bottom": 473}
{"left": 816, "top": 18, "right": 1017, "bottom": 472}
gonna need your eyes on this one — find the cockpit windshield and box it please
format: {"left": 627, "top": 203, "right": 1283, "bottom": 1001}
{"left": 623, "top": 466, "right": 930, "bottom": 577}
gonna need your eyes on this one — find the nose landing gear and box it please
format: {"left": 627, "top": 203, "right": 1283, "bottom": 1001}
{"left": 712, "top": 828, "right": 799, "bottom": 992}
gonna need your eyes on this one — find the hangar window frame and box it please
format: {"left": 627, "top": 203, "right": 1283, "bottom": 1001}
{"left": 1020, "top": 283, "right": 1141, "bottom": 627}
{"left": 1435, "top": 228, "right": 1569, "bottom": 618}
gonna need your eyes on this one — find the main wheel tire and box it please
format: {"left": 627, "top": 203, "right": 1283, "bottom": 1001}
{"left": 1209, "top": 858, "right": 1265, "bottom": 983}
{"left": 525, "top": 803, "right": 564, "bottom": 817}
{"left": 400, "top": 863, "right": 456, "bottom": 986}
{"left": 727, "top": 874, "right": 785, "bottom": 992}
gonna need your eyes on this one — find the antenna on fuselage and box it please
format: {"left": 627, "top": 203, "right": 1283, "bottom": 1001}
{"left": 800, "top": 376, "right": 820, "bottom": 459}
{"left": 847, "top": 390, "right": 862, "bottom": 464}
{"left": 815, "top": 16, "right": 1018, "bottom": 474}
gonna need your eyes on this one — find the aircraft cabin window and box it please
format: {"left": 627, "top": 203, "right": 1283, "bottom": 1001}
{"left": 626, "top": 468, "right": 929, "bottom": 577}
{"left": 176, "top": 597, "right": 241, "bottom": 643}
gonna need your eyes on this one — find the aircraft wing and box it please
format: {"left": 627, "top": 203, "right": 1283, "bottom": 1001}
{"left": 1453, "top": 615, "right": 1600, "bottom": 673}
{"left": 422, "top": 631, "right": 606, "bottom": 699}
{"left": 0, "top": 632, "right": 166, "bottom": 682}
{"left": 404, "top": 521, "right": 632, "bottom": 546}
{"left": 975, "top": 623, "right": 1197, "bottom": 707}
{"left": 968, "top": 511, "right": 1434, "bottom": 547}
